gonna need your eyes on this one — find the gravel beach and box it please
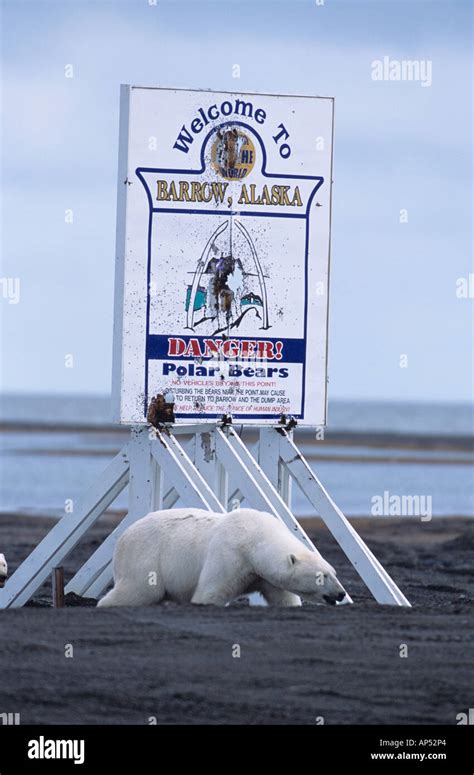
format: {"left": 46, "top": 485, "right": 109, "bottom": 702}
{"left": 0, "top": 514, "right": 473, "bottom": 725}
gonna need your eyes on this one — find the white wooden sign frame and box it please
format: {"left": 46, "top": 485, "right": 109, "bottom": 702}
{"left": 111, "top": 86, "right": 334, "bottom": 427}
{"left": 0, "top": 87, "right": 410, "bottom": 611}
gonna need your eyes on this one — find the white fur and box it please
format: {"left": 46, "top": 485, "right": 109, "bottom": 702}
{"left": 98, "top": 508, "right": 346, "bottom": 608}
{"left": 0, "top": 553, "right": 8, "bottom": 588}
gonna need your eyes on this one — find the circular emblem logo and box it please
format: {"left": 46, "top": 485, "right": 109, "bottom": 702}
{"left": 211, "top": 127, "right": 255, "bottom": 180}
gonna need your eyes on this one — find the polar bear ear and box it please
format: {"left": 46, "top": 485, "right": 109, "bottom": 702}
{"left": 288, "top": 554, "right": 298, "bottom": 566}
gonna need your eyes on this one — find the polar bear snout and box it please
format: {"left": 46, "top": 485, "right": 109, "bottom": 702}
{"left": 285, "top": 552, "right": 347, "bottom": 605}
{"left": 323, "top": 590, "right": 347, "bottom": 606}
{"left": 315, "top": 576, "right": 347, "bottom": 605}
{"left": 0, "top": 554, "right": 8, "bottom": 588}
{"left": 319, "top": 573, "right": 347, "bottom": 605}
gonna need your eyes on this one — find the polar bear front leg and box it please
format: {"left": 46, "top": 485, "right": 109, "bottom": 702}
{"left": 191, "top": 554, "right": 251, "bottom": 606}
{"left": 257, "top": 580, "right": 302, "bottom": 607}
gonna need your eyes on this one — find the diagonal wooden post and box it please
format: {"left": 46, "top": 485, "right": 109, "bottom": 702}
{"left": 278, "top": 430, "right": 410, "bottom": 606}
{"left": 0, "top": 446, "right": 130, "bottom": 609}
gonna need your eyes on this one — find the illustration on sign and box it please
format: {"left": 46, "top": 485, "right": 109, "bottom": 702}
{"left": 184, "top": 216, "right": 269, "bottom": 334}
{"left": 113, "top": 88, "right": 334, "bottom": 426}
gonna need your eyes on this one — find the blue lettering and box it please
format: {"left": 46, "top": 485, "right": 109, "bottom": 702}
{"left": 173, "top": 125, "right": 194, "bottom": 154}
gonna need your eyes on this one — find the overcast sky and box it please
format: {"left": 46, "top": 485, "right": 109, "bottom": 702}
{"left": 1, "top": 0, "right": 472, "bottom": 403}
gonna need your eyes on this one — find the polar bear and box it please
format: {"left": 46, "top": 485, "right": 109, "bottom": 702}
{"left": 98, "top": 508, "right": 346, "bottom": 608}
{"left": 0, "top": 554, "right": 8, "bottom": 588}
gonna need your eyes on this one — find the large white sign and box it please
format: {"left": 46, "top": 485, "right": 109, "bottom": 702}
{"left": 112, "top": 86, "right": 334, "bottom": 426}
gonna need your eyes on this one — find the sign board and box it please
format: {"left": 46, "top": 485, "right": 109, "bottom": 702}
{"left": 112, "top": 86, "right": 334, "bottom": 426}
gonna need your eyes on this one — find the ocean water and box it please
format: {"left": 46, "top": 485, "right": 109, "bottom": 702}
{"left": 0, "top": 394, "right": 473, "bottom": 519}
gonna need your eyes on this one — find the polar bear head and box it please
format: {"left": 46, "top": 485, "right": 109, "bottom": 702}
{"left": 0, "top": 554, "right": 8, "bottom": 588}
{"left": 283, "top": 551, "right": 346, "bottom": 605}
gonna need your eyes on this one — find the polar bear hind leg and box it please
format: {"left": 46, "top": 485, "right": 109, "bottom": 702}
{"left": 97, "top": 571, "right": 165, "bottom": 607}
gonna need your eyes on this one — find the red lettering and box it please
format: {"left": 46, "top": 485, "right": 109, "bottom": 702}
{"left": 222, "top": 339, "right": 240, "bottom": 358}
{"left": 185, "top": 338, "right": 203, "bottom": 358}
{"left": 203, "top": 338, "right": 221, "bottom": 357}
{"left": 257, "top": 341, "right": 275, "bottom": 359}
{"left": 240, "top": 340, "right": 257, "bottom": 358}
{"left": 168, "top": 337, "right": 186, "bottom": 356}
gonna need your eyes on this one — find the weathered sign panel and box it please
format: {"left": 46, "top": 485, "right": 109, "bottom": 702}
{"left": 112, "top": 86, "right": 334, "bottom": 425}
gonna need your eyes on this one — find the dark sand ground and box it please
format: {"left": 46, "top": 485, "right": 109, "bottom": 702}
{"left": 0, "top": 514, "right": 473, "bottom": 725}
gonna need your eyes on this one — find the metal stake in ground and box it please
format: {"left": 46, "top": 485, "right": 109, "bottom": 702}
{"left": 52, "top": 567, "right": 64, "bottom": 608}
